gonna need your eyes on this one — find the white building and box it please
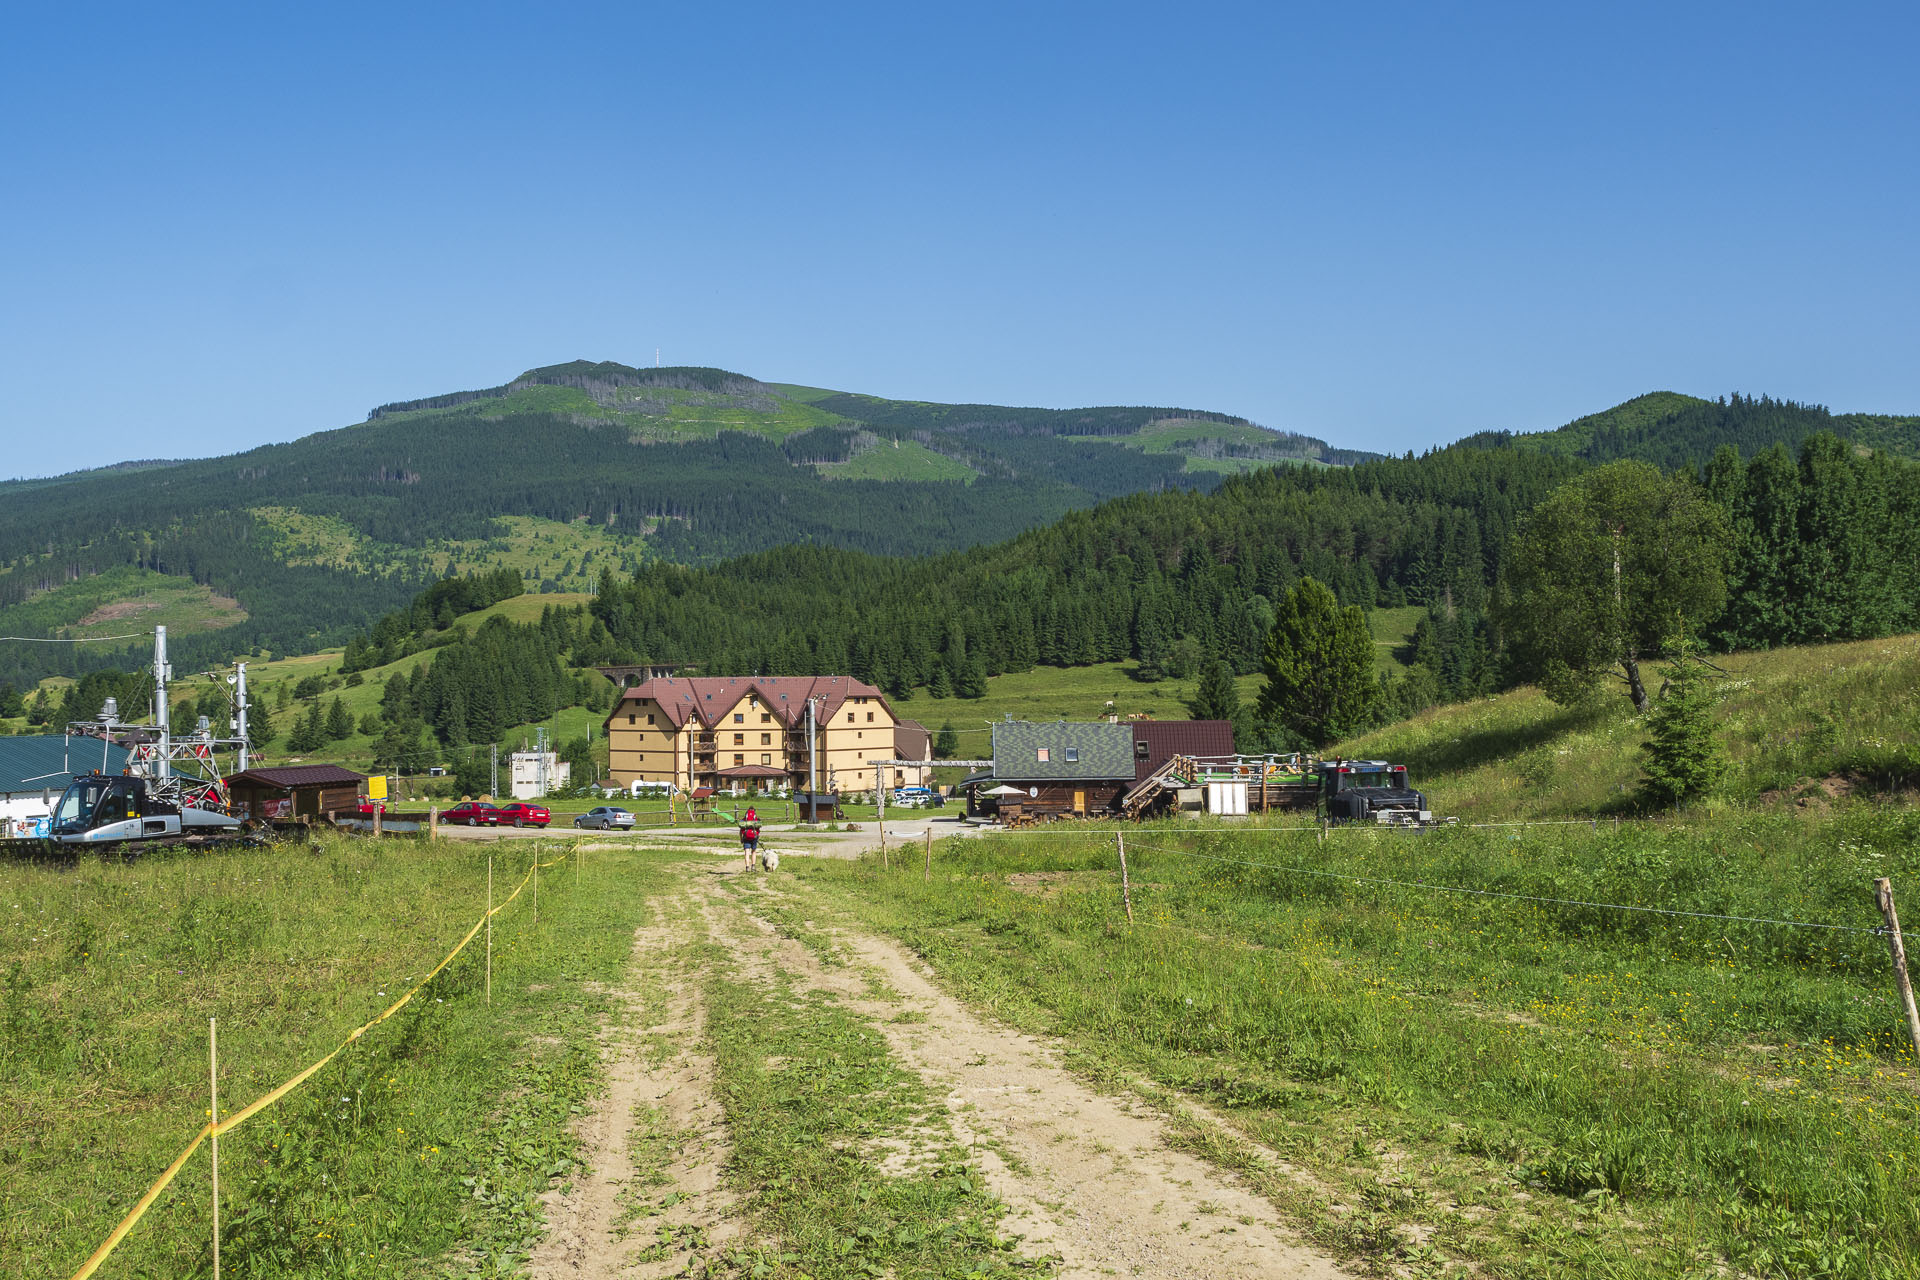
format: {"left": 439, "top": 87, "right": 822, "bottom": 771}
{"left": 508, "top": 751, "right": 569, "bottom": 800}
{"left": 1, "top": 735, "right": 133, "bottom": 836}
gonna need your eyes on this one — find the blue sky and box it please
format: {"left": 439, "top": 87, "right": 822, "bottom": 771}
{"left": 2, "top": 1, "right": 1914, "bottom": 475}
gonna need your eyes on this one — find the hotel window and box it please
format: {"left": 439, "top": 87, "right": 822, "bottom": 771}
{"left": 733, "top": 754, "right": 744, "bottom": 766}
{"left": 1037, "top": 748, "right": 1050, "bottom": 762}
{"left": 733, "top": 733, "right": 744, "bottom": 745}
{"left": 1136, "top": 740, "right": 1150, "bottom": 759}
{"left": 734, "top": 713, "right": 744, "bottom": 724}
{"left": 761, "top": 713, "right": 772, "bottom": 723}
{"left": 846, "top": 713, "right": 854, "bottom": 723}
{"left": 636, "top": 753, "right": 645, "bottom": 761}
{"left": 866, "top": 712, "right": 874, "bottom": 722}
{"left": 1065, "top": 748, "right": 1079, "bottom": 762}
{"left": 627, "top": 714, "right": 636, "bottom": 725}
{"left": 647, "top": 713, "right": 656, "bottom": 725}
{"left": 760, "top": 733, "right": 772, "bottom": 746}
{"left": 761, "top": 753, "right": 772, "bottom": 765}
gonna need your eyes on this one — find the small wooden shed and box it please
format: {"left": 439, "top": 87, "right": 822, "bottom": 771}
{"left": 225, "top": 765, "right": 369, "bottom": 820}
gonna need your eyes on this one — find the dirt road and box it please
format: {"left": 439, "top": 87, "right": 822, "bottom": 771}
{"left": 533, "top": 860, "right": 1350, "bottom": 1278}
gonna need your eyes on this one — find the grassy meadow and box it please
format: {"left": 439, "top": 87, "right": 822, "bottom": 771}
{"left": 798, "top": 804, "right": 1920, "bottom": 1279}
{"left": 1, "top": 835, "right": 653, "bottom": 1279}
{"left": 1340, "top": 632, "right": 1920, "bottom": 820}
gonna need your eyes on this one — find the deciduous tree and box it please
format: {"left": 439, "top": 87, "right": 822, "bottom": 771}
{"left": 1500, "top": 461, "right": 1729, "bottom": 711}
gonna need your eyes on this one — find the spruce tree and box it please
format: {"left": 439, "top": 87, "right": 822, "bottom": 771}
{"left": 1256, "top": 577, "right": 1378, "bottom": 748}
{"left": 325, "top": 696, "right": 353, "bottom": 742}
{"left": 246, "top": 698, "right": 275, "bottom": 751}
{"left": 1192, "top": 659, "right": 1241, "bottom": 722}
{"left": 1640, "top": 638, "right": 1724, "bottom": 805}
{"left": 934, "top": 722, "right": 959, "bottom": 758}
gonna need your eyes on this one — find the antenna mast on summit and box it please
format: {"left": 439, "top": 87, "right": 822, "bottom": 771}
{"left": 655, "top": 347, "right": 661, "bottom": 368}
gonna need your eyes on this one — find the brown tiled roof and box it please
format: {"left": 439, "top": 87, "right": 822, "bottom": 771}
{"left": 714, "top": 765, "right": 790, "bottom": 778}
{"left": 607, "top": 675, "right": 889, "bottom": 732}
{"left": 226, "top": 765, "right": 369, "bottom": 790}
{"left": 1128, "top": 720, "right": 1237, "bottom": 782}
{"left": 894, "top": 719, "right": 931, "bottom": 762}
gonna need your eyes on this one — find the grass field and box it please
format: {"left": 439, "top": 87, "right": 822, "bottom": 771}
{"left": 0, "top": 566, "right": 246, "bottom": 647}
{"left": 798, "top": 801, "right": 1920, "bottom": 1279}
{"left": 1, "top": 834, "right": 656, "bottom": 1279}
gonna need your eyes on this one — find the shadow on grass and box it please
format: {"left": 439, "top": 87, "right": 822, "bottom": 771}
{"left": 1391, "top": 701, "right": 1616, "bottom": 781}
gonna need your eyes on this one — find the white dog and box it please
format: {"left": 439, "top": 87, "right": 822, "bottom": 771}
{"left": 760, "top": 848, "right": 780, "bottom": 872}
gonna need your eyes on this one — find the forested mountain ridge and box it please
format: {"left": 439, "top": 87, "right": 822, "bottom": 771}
{"left": 1462, "top": 391, "right": 1920, "bottom": 469}
{"left": 0, "top": 362, "right": 1359, "bottom": 687}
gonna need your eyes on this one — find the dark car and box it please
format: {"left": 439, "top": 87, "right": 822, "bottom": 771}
{"left": 495, "top": 802, "right": 551, "bottom": 829}
{"left": 574, "top": 806, "right": 636, "bottom": 830}
{"left": 445, "top": 802, "right": 503, "bottom": 826}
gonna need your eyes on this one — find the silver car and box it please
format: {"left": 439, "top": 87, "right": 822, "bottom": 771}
{"left": 575, "top": 806, "right": 636, "bottom": 830}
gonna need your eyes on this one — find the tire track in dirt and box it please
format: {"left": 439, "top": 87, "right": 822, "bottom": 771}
{"left": 531, "top": 881, "right": 744, "bottom": 1279}
{"left": 718, "top": 872, "right": 1353, "bottom": 1280}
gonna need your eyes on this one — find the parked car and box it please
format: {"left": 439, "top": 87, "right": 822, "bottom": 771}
{"left": 575, "top": 806, "right": 636, "bottom": 830}
{"left": 445, "top": 802, "right": 503, "bottom": 826}
{"left": 495, "top": 802, "right": 551, "bottom": 829}
{"left": 355, "top": 798, "right": 389, "bottom": 816}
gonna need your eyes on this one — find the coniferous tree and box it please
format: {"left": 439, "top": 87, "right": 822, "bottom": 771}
{"left": 1640, "top": 638, "right": 1725, "bottom": 805}
{"left": 325, "top": 696, "right": 353, "bottom": 742}
{"left": 934, "top": 722, "right": 959, "bottom": 758}
{"left": 246, "top": 697, "right": 275, "bottom": 751}
{"left": 1257, "top": 577, "right": 1377, "bottom": 748}
{"left": 1192, "top": 659, "right": 1241, "bottom": 723}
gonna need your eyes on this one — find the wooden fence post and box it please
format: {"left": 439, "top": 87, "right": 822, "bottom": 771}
{"left": 209, "top": 1017, "right": 221, "bottom": 1280}
{"left": 486, "top": 854, "right": 493, "bottom": 1007}
{"left": 1874, "top": 878, "right": 1920, "bottom": 1062}
{"left": 924, "top": 826, "right": 932, "bottom": 883}
{"left": 1117, "top": 833, "right": 1135, "bottom": 926}
{"left": 429, "top": 806, "right": 438, "bottom": 838}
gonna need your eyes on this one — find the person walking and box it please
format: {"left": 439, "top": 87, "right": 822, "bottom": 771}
{"left": 738, "top": 805, "right": 760, "bottom": 871}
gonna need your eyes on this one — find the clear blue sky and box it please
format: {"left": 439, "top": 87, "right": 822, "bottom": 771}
{"left": 3, "top": 1, "right": 1915, "bottom": 476}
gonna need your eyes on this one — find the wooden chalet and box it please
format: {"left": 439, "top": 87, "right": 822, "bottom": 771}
{"left": 985, "top": 721, "right": 1136, "bottom": 821}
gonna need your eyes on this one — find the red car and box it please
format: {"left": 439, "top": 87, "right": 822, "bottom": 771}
{"left": 495, "top": 803, "right": 551, "bottom": 829}
{"left": 445, "top": 802, "right": 503, "bottom": 826}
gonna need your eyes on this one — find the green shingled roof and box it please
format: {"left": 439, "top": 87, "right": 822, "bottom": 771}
{"left": 0, "top": 735, "right": 131, "bottom": 794}
{"left": 990, "top": 721, "right": 1134, "bottom": 781}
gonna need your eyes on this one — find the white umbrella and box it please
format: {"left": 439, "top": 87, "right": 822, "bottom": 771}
{"left": 983, "top": 784, "right": 1030, "bottom": 797}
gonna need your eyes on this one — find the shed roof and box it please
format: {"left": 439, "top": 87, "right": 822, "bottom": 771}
{"left": 0, "top": 735, "right": 133, "bottom": 794}
{"left": 226, "top": 765, "right": 368, "bottom": 790}
{"left": 990, "top": 721, "right": 1134, "bottom": 781}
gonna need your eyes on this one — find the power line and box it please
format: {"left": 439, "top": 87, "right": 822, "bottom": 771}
{"left": 1120, "top": 840, "right": 1881, "bottom": 936}
{"left": 0, "top": 632, "right": 150, "bottom": 644}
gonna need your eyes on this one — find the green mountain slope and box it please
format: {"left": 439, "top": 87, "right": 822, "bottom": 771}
{"left": 0, "top": 362, "right": 1361, "bottom": 687}
{"left": 1461, "top": 391, "right": 1920, "bottom": 469}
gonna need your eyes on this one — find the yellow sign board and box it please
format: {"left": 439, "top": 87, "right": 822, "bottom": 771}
{"left": 367, "top": 775, "right": 388, "bottom": 800}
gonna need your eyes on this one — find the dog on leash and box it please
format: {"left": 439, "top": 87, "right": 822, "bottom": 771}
{"left": 759, "top": 848, "right": 780, "bottom": 872}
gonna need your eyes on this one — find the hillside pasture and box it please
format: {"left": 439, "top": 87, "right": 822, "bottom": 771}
{"left": 1338, "top": 632, "right": 1920, "bottom": 820}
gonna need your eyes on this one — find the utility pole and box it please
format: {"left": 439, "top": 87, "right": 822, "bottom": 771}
{"left": 490, "top": 743, "right": 499, "bottom": 800}
{"left": 153, "top": 626, "right": 172, "bottom": 770}
{"left": 232, "top": 662, "right": 250, "bottom": 772}
{"left": 535, "top": 726, "right": 548, "bottom": 797}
